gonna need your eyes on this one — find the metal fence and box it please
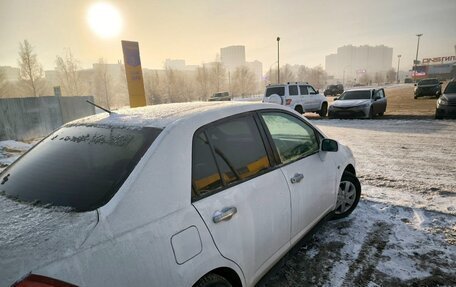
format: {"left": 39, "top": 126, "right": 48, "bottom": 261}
{"left": 0, "top": 96, "right": 96, "bottom": 141}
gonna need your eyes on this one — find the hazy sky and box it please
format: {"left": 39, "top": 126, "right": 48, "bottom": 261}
{"left": 1, "top": 0, "right": 455, "bottom": 71}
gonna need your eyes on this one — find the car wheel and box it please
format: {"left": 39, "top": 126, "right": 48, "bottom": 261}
{"left": 378, "top": 112, "right": 384, "bottom": 116}
{"left": 332, "top": 172, "right": 361, "bottom": 220}
{"left": 435, "top": 109, "right": 443, "bottom": 120}
{"left": 294, "top": 105, "right": 303, "bottom": 114}
{"left": 194, "top": 273, "right": 232, "bottom": 287}
{"left": 319, "top": 102, "right": 328, "bottom": 117}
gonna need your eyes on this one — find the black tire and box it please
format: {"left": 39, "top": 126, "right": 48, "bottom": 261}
{"left": 294, "top": 105, "right": 304, "bottom": 114}
{"left": 319, "top": 102, "right": 328, "bottom": 117}
{"left": 331, "top": 172, "right": 361, "bottom": 220}
{"left": 435, "top": 109, "right": 443, "bottom": 120}
{"left": 194, "top": 273, "right": 232, "bottom": 287}
{"left": 378, "top": 112, "right": 384, "bottom": 116}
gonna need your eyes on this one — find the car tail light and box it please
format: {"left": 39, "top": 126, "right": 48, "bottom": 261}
{"left": 13, "top": 274, "right": 77, "bottom": 287}
{"left": 285, "top": 99, "right": 292, "bottom": 105}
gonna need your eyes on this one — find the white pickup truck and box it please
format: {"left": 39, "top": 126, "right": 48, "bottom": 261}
{"left": 262, "top": 82, "right": 328, "bottom": 117}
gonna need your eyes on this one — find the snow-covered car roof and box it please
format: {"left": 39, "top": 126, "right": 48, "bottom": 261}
{"left": 344, "top": 87, "right": 379, "bottom": 92}
{"left": 67, "top": 101, "right": 275, "bottom": 129}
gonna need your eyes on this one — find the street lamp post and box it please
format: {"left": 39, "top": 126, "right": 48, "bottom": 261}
{"left": 396, "top": 54, "right": 401, "bottom": 83}
{"left": 277, "top": 37, "right": 280, "bottom": 84}
{"left": 414, "top": 34, "right": 423, "bottom": 81}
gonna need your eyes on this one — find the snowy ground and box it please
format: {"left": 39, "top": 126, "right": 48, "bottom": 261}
{"left": 1, "top": 119, "right": 455, "bottom": 286}
{"left": 261, "top": 119, "right": 456, "bottom": 286}
{"left": 0, "top": 140, "right": 34, "bottom": 173}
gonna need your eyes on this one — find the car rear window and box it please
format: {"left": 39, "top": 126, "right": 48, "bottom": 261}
{"left": 339, "top": 90, "right": 371, "bottom": 100}
{"left": 419, "top": 79, "right": 439, "bottom": 85}
{"left": 0, "top": 125, "right": 161, "bottom": 212}
{"left": 265, "top": 87, "right": 285, "bottom": 97}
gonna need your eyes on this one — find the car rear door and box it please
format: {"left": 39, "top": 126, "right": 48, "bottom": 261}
{"left": 306, "top": 85, "right": 320, "bottom": 110}
{"left": 192, "top": 113, "right": 291, "bottom": 286}
{"left": 299, "top": 85, "right": 313, "bottom": 111}
{"left": 259, "top": 111, "right": 337, "bottom": 244}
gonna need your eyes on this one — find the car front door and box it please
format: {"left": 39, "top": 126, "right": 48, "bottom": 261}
{"left": 373, "top": 89, "right": 387, "bottom": 114}
{"left": 260, "top": 111, "right": 337, "bottom": 244}
{"left": 192, "top": 114, "right": 291, "bottom": 286}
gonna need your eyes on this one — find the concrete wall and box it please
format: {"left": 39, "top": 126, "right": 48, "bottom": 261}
{"left": 0, "top": 96, "right": 96, "bottom": 141}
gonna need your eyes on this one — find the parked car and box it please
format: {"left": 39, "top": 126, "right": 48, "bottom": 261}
{"left": 328, "top": 88, "right": 387, "bottom": 119}
{"left": 209, "top": 91, "right": 231, "bottom": 101}
{"left": 0, "top": 102, "right": 360, "bottom": 287}
{"left": 324, "top": 84, "right": 344, "bottom": 97}
{"left": 435, "top": 80, "right": 456, "bottom": 119}
{"left": 404, "top": 78, "right": 414, "bottom": 84}
{"left": 262, "top": 82, "right": 328, "bottom": 117}
{"left": 414, "top": 78, "right": 442, "bottom": 99}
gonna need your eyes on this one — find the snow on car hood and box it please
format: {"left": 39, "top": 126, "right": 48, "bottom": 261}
{"left": 332, "top": 99, "right": 371, "bottom": 108}
{"left": 0, "top": 195, "right": 98, "bottom": 286}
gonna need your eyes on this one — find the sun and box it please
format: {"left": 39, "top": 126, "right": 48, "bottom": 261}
{"left": 87, "top": 2, "right": 122, "bottom": 38}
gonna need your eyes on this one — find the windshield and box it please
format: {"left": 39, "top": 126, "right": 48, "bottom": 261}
{"left": 418, "top": 79, "right": 439, "bottom": 86}
{"left": 444, "top": 82, "right": 456, "bottom": 94}
{"left": 265, "top": 87, "right": 285, "bottom": 97}
{"left": 338, "top": 90, "right": 371, "bottom": 100}
{"left": 0, "top": 125, "right": 161, "bottom": 212}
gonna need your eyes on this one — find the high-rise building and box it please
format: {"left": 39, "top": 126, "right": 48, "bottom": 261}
{"left": 220, "top": 45, "right": 246, "bottom": 72}
{"left": 325, "top": 45, "right": 393, "bottom": 81}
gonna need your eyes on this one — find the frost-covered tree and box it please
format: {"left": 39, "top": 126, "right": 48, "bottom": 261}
{"left": 232, "top": 66, "right": 257, "bottom": 97}
{"left": 93, "top": 58, "right": 112, "bottom": 109}
{"left": 268, "top": 64, "right": 295, "bottom": 84}
{"left": 374, "top": 72, "right": 385, "bottom": 84}
{"left": 0, "top": 69, "right": 7, "bottom": 98}
{"left": 210, "top": 61, "right": 226, "bottom": 92}
{"left": 55, "top": 49, "right": 84, "bottom": 96}
{"left": 18, "top": 40, "right": 45, "bottom": 97}
{"left": 196, "top": 65, "right": 210, "bottom": 100}
{"left": 145, "top": 70, "right": 164, "bottom": 104}
{"left": 306, "top": 66, "right": 327, "bottom": 89}
{"left": 386, "top": 68, "right": 396, "bottom": 83}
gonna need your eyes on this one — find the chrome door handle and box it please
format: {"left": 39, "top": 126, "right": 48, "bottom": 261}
{"left": 290, "top": 173, "right": 304, "bottom": 184}
{"left": 213, "top": 207, "right": 237, "bottom": 223}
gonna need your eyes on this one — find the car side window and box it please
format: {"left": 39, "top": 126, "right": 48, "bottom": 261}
{"left": 261, "top": 112, "right": 319, "bottom": 164}
{"left": 289, "top": 85, "right": 298, "bottom": 96}
{"left": 206, "top": 116, "right": 271, "bottom": 185}
{"left": 299, "top": 85, "right": 309, "bottom": 95}
{"left": 307, "top": 86, "right": 317, "bottom": 95}
{"left": 374, "top": 89, "right": 384, "bottom": 99}
{"left": 192, "top": 132, "right": 223, "bottom": 198}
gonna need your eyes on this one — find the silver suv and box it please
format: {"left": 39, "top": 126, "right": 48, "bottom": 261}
{"left": 262, "top": 82, "right": 328, "bottom": 117}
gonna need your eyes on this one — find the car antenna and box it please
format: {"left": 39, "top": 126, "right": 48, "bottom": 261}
{"left": 86, "top": 100, "right": 112, "bottom": 115}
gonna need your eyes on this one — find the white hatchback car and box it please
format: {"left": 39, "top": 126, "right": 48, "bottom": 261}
{"left": 0, "top": 102, "right": 360, "bottom": 287}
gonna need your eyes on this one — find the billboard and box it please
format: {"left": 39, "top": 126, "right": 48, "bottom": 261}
{"left": 121, "top": 40, "right": 147, "bottom": 107}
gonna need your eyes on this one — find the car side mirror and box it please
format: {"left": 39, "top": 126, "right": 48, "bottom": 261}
{"left": 321, "top": 139, "right": 338, "bottom": 152}
{"left": 316, "top": 90, "right": 319, "bottom": 94}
